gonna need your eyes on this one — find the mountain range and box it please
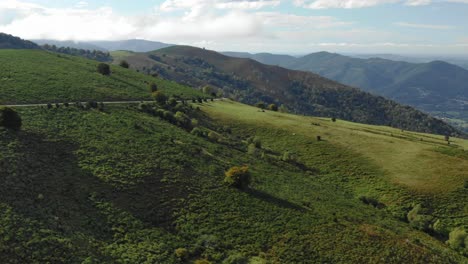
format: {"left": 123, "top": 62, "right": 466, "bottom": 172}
{"left": 224, "top": 51, "right": 468, "bottom": 132}
{"left": 115, "top": 45, "right": 460, "bottom": 136}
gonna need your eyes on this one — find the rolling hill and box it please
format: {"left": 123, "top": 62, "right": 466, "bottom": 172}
{"left": 0, "top": 38, "right": 467, "bottom": 263}
{"left": 0, "top": 33, "right": 40, "bottom": 49}
{"left": 0, "top": 49, "right": 204, "bottom": 104}
{"left": 225, "top": 51, "right": 468, "bottom": 132}
{"left": 1, "top": 99, "right": 467, "bottom": 263}
{"left": 116, "top": 45, "right": 460, "bottom": 136}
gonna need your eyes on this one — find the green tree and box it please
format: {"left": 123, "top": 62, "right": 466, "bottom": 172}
{"left": 152, "top": 91, "right": 167, "bottom": 105}
{"left": 268, "top": 104, "right": 278, "bottom": 111}
{"left": 0, "top": 107, "right": 22, "bottom": 130}
{"left": 149, "top": 82, "right": 158, "bottom": 93}
{"left": 202, "top": 85, "right": 213, "bottom": 95}
{"left": 224, "top": 166, "right": 251, "bottom": 189}
{"left": 97, "top": 63, "right": 111, "bottom": 75}
{"left": 119, "top": 60, "right": 130, "bottom": 68}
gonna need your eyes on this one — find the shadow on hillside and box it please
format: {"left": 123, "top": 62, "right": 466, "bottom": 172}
{"left": 0, "top": 131, "right": 114, "bottom": 239}
{"left": 0, "top": 130, "right": 195, "bottom": 235}
{"left": 245, "top": 188, "right": 305, "bottom": 212}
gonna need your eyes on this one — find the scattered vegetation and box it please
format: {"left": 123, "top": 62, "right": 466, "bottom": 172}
{"left": 42, "top": 44, "right": 112, "bottom": 62}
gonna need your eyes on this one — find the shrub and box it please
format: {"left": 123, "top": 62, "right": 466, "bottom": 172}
{"left": 174, "top": 248, "right": 189, "bottom": 260}
{"left": 119, "top": 60, "right": 130, "bottom": 68}
{"left": 247, "top": 143, "right": 260, "bottom": 157}
{"left": 191, "top": 127, "right": 206, "bottom": 137}
{"left": 47, "top": 103, "right": 52, "bottom": 109}
{"left": 255, "top": 102, "right": 266, "bottom": 109}
{"left": 282, "top": 151, "right": 297, "bottom": 163}
{"left": 432, "top": 219, "right": 448, "bottom": 236}
{"left": 446, "top": 227, "right": 467, "bottom": 251}
{"left": 149, "top": 82, "right": 158, "bottom": 93}
{"left": 168, "top": 98, "right": 178, "bottom": 107}
{"left": 407, "top": 204, "right": 433, "bottom": 231}
{"left": 175, "top": 111, "right": 191, "bottom": 129}
{"left": 247, "top": 136, "right": 261, "bottom": 148}
{"left": 202, "top": 85, "right": 213, "bottom": 95}
{"left": 332, "top": 117, "right": 337, "bottom": 122}
{"left": 0, "top": 107, "right": 22, "bottom": 130}
{"left": 152, "top": 91, "right": 167, "bottom": 105}
{"left": 224, "top": 166, "right": 251, "bottom": 189}
{"left": 97, "top": 63, "right": 110, "bottom": 75}
{"left": 222, "top": 253, "right": 248, "bottom": 264}
{"left": 268, "top": 104, "right": 278, "bottom": 111}
{"left": 208, "top": 131, "right": 222, "bottom": 142}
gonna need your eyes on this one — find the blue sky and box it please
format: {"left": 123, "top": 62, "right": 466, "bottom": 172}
{"left": 1, "top": 0, "right": 467, "bottom": 55}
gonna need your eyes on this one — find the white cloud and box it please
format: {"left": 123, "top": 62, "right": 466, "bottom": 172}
{"left": 294, "top": 0, "right": 468, "bottom": 9}
{"left": 394, "top": 22, "right": 454, "bottom": 29}
{"left": 75, "top": 1, "right": 88, "bottom": 8}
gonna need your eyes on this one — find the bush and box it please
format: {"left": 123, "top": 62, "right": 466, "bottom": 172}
{"left": 168, "top": 98, "right": 178, "bottom": 107}
{"left": 222, "top": 253, "right": 248, "bottom": 264}
{"left": 202, "top": 85, "right": 213, "bottom": 95}
{"left": 247, "top": 143, "right": 260, "bottom": 157}
{"left": 268, "top": 104, "right": 278, "bottom": 111}
{"left": 175, "top": 111, "right": 191, "bottom": 129}
{"left": 446, "top": 227, "right": 467, "bottom": 251}
{"left": 224, "top": 166, "right": 251, "bottom": 189}
{"left": 0, "top": 107, "right": 22, "bottom": 130}
{"left": 174, "top": 248, "right": 189, "bottom": 260}
{"left": 282, "top": 151, "right": 297, "bottom": 163}
{"left": 191, "top": 127, "right": 206, "bottom": 137}
{"left": 119, "top": 60, "right": 130, "bottom": 68}
{"left": 255, "top": 102, "right": 266, "bottom": 109}
{"left": 150, "top": 82, "right": 158, "bottom": 93}
{"left": 97, "top": 63, "right": 110, "bottom": 75}
{"left": 208, "top": 131, "right": 222, "bottom": 142}
{"left": 432, "top": 219, "right": 448, "bottom": 236}
{"left": 152, "top": 91, "right": 167, "bottom": 105}
{"left": 247, "top": 136, "right": 261, "bottom": 148}
{"left": 407, "top": 204, "right": 433, "bottom": 231}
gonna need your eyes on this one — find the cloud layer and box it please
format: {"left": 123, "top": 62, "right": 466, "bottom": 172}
{"left": 0, "top": 0, "right": 466, "bottom": 54}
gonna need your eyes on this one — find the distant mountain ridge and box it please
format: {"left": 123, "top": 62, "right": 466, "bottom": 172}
{"left": 32, "top": 39, "right": 173, "bottom": 52}
{"left": 117, "top": 45, "right": 461, "bottom": 136}
{"left": 0, "top": 33, "right": 40, "bottom": 49}
{"left": 224, "top": 51, "right": 468, "bottom": 132}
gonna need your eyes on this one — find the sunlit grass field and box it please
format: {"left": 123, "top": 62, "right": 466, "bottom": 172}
{"left": 0, "top": 49, "right": 204, "bottom": 104}
{"left": 200, "top": 100, "right": 468, "bottom": 231}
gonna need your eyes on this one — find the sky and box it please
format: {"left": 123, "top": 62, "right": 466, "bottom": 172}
{"left": 1, "top": 0, "right": 468, "bottom": 55}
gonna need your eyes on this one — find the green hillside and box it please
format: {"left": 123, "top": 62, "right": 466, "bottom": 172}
{"left": 114, "top": 46, "right": 461, "bottom": 137}
{"left": 0, "top": 33, "right": 39, "bottom": 49}
{"left": 0, "top": 49, "right": 204, "bottom": 104}
{"left": 225, "top": 51, "right": 468, "bottom": 133}
{"left": 0, "top": 99, "right": 467, "bottom": 263}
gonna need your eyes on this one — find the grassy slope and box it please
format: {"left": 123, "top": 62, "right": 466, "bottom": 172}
{"left": 0, "top": 101, "right": 466, "bottom": 263}
{"left": 200, "top": 101, "right": 468, "bottom": 229}
{"left": 0, "top": 49, "right": 204, "bottom": 104}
